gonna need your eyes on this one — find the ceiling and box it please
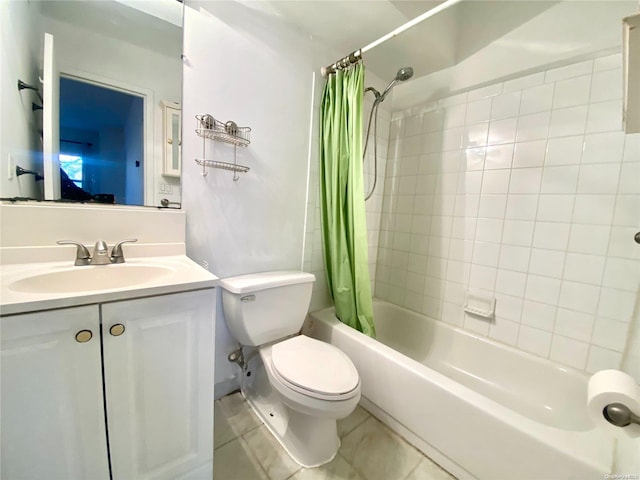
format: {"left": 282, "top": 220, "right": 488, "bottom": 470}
{"left": 260, "top": 1, "right": 560, "bottom": 79}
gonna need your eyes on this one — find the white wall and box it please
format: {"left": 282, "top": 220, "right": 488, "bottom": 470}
{"left": 182, "top": 1, "right": 324, "bottom": 397}
{"left": 0, "top": 1, "right": 43, "bottom": 200}
{"left": 38, "top": 11, "right": 181, "bottom": 207}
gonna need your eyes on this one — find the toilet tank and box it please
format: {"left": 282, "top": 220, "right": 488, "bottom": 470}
{"left": 220, "top": 271, "right": 315, "bottom": 346}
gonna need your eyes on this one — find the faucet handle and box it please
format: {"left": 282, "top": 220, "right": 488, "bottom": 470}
{"left": 57, "top": 240, "right": 91, "bottom": 266}
{"left": 110, "top": 239, "right": 138, "bottom": 264}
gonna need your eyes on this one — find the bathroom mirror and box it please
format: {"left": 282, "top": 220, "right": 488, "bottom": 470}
{"left": 3, "top": 0, "right": 183, "bottom": 207}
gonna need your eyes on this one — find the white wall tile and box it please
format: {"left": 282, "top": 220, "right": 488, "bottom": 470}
{"left": 612, "top": 195, "right": 640, "bottom": 226}
{"left": 495, "top": 269, "right": 526, "bottom": 297}
{"left": 485, "top": 144, "right": 514, "bottom": 169}
{"left": 586, "top": 100, "right": 622, "bottom": 133}
{"left": 505, "top": 195, "right": 539, "bottom": 221}
{"left": 528, "top": 248, "right": 565, "bottom": 278}
{"left": 593, "top": 54, "right": 621, "bottom": 72}
{"left": 488, "top": 118, "right": 517, "bottom": 145}
{"left": 598, "top": 287, "right": 637, "bottom": 322}
{"left": 549, "top": 335, "right": 589, "bottom": 370}
{"left": 443, "top": 104, "right": 466, "bottom": 129}
{"left": 618, "top": 163, "right": 640, "bottom": 194}
{"left": 540, "top": 165, "right": 579, "bottom": 194}
{"left": 489, "top": 318, "right": 520, "bottom": 345}
{"left": 482, "top": 170, "right": 511, "bottom": 194}
{"left": 548, "top": 106, "right": 588, "bottom": 137}
{"left": 591, "top": 317, "right": 630, "bottom": 352}
{"left": 475, "top": 218, "right": 503, "bottom": 243}
{"left": 520, "top": 83, "right": 554, "bottom": 115}
{"left": 532, "top": 221, "right": 571, "bottom": 250}
{"left": 572, "top": 195, "right": 616, "bottom": 224}
{"left": 465, "top": 98, "right": 492, "bottom": 124}
{"left": 442, "top": 127, "right": 464, "bottom": 151}
{"left": 545, "top": 135, "right": 584, "bottom": 166}
{"left": 607, "top": 226, "right": 640, "bottom": 260}
{"left": 554, "top": 308, "right": 594, "bottom": 342}
{"left": 491, "top": 91, "right": 521, "bottom": 120}
{"left": 509, "top": 168, "right": 542, "bottom": 194}
{"left": 525, "top": 274, "right": 561, "bottom": 305}
{"left": 472, "top": 241, "right": 501, "bottom": 267}
{"left": 589, "top": 69, "right": 622, "bottom": 103}
{"left": 536, "top": 195, "right": 574, "bottom": 222}
{"left": 499, "top": 245, "right": 531, "bottom": 272}
{"left": 521, "top": 300, "right": 556, "bottom": 331}
{"left": 582, "top": 132, "right": 625, "bottom": 164}
{"left": 494, "top": 294, "right": 523, "bottom": 322}
{"left": 478, "top": 195, "right": 507, "bottom": 218}
{"left": 577, "top": 164, "right": 620, "bottom": 194}
{"left": 563, "top": 252, "right": 605, "bottom": 285}
{"left": 513, "top": 140, "right": 546, "bottom": 168}
{"left": 517, "top": 325, "right": 552, "bottom": 357}
{"left": 463, "top": 123, "right": 489, "bottom": 148}
{"left": 558, "top": 281, "right": 600, "bottom": 314}
{"left": 552, "top": 75, "right": 591, "bottom": 109}
{"left": 602, "top": 258, "right": 640, "bottom": 292}
{"left": 502, "top": 220, "right": 534, "bottom": 247}
{"left": 587, "top": 346, "right": 622, "bottom": 373}
{"left": 405, "top": 114, "right": 424, "bottom": 137}
{"left": 516, "top": 112, "right": 550, "bottom": 141}
{"left": 568, "top": 224, "right": 611, "bottom": 255}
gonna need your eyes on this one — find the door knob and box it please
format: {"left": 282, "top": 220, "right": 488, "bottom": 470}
{"left": 75, "top": 330, "right": 93, "bottom": 343}
{"left": 110, "top": 324, "right": 125, "bottom": 336}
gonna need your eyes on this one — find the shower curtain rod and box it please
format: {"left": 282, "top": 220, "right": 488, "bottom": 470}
{"left": 321, "top": 0, "right": 463, "bottom": 77}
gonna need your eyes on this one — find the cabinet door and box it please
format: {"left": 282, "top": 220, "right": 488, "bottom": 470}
{"left": 102, "top": 289, "right": 215, "bottom": 480}
{"left": 1, "top": 306, "right": 109, "bottom": 480}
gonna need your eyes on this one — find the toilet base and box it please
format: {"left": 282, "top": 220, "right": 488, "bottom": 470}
{"left": 241, "top": 355, "right": 341, "bottom": 468}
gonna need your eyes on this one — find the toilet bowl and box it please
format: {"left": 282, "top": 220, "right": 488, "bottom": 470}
{"left": 220, "top": 271, "right": 361, "bottom": 467}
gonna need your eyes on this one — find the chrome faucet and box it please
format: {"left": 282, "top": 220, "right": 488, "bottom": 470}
{"left": 57, "top": 239, "right": 138, "bottom": 266}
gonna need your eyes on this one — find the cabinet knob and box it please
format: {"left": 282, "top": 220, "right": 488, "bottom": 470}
{"left": 75, "top": 330, "right": 93, "bottom": 343}
{"left": 167, "top": 138, "right": 173, "bottom": 145}
{"left": 110, "top": 324, "right": 125, "bottom": 336}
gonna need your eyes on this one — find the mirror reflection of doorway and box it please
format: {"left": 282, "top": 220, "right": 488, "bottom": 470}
{"left": 59, "top": 77, "right": 144, "bottom": 205}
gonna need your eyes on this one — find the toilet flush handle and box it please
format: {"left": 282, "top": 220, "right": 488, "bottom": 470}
{"left": 241, "top": 295, "right": 256, "bottom": 302}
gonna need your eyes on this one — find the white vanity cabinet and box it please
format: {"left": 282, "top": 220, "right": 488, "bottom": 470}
{"left": 102, "top": 289, "right": 214, "bottom": 480}
{"left": 1, "top": 289, "right": 215, "bottom": 480}
{"left": 0, "top": 305, "right": 110, "bottom": 480}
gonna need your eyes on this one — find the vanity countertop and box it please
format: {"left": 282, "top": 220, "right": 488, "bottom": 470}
{"left": 0, "top": 255, "right": 218, "bottom": 316}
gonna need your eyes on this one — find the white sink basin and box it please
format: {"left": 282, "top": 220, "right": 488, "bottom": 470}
{"left": 9, "top": 265, "right": 174, "bottom": 294}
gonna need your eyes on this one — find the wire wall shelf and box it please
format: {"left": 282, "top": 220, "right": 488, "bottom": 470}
{"left": 195, "top": 114, "right": 250, "bottom": 146}
{"left": 194, "top": 114, "right": 251, "bottom": 180}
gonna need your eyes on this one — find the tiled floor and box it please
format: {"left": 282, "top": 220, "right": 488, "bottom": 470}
{"left": 214, "top": 392, "right": 457, "bottom": 480}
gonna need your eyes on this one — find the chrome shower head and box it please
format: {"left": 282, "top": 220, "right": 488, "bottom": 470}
{"left": 379, "top": 66, "right": 414, "bottom": 101}
{"left": 395, "top": 67, "right": 414, "bottom": 81}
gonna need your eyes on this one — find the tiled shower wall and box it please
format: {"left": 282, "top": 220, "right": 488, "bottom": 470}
{"left": 375, "top": 53, "right": 640, "bottom": 373}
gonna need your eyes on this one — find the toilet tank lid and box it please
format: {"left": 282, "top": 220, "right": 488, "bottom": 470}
{"left": 220, "top": 271, "right": 315, "bottom": 294}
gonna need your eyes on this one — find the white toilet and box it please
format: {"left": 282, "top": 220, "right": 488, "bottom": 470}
{"left": 220, "top": 271, "right": 361, "bottom": 467}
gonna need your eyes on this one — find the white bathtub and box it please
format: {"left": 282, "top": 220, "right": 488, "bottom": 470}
{"left": 305, "top": 299, "right": 614, "bottom": 480}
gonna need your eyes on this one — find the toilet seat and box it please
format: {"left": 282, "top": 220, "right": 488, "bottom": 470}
{"left": 270, "top": 336, "right": 360, "bottom": 401}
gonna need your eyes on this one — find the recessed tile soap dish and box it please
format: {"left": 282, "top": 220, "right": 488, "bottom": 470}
{"left": 464, "top": 293, "right": 496, "bottom": 319}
